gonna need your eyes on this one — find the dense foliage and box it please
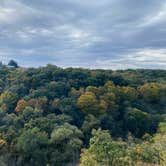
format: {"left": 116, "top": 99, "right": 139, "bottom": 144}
{"left": 0, "top": 63, "right": 165, "bottom": 166}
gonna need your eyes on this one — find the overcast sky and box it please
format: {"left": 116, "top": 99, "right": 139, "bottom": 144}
{"left": 0, "top": 0, "right": 166, "bottom": 69}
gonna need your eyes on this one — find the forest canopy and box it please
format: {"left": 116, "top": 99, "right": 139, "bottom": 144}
{"left": 0, "top": 63, "right": 165, "bottom": 166}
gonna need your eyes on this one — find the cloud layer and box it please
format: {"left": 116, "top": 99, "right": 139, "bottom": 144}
{"left": 0, "top": 0, "right": 166, "bottom": 69}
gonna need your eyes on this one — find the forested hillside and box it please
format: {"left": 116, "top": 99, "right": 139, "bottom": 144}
{"left": 0, "top": 63, "right": 166, "bottom": 166}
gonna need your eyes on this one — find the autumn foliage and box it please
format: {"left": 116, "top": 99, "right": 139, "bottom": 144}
{"left": 15, "top": 99, "right": 27, "bottom": 113}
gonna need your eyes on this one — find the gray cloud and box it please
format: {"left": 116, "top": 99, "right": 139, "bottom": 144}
{"left": 0, "top": 0, "right": 166, "bottom": 69}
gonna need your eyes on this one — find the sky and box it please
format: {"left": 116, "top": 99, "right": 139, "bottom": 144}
{"left": 0, "top": 0, "right": 166, "bottom": 69}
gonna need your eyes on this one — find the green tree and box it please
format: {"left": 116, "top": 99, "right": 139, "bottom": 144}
{"left": 49, "top": 123, "right": 83, "bottom": 165}
{"left": 8, "top": 60, "right": 18, "bottom": 68}
{"left": 0, "top": 91, "right": 18, "bottom": 113}
{"left": 124, "top": 108, "right": 151, "bottom": 137}
{"left": 15, "top": 127, "right": 49, "bottom": 166}
{"left": 81, "top": 114, "right": 100, "bottom": 145}
{"left": 80, "top": 129, "right": 132, "bottom": 166}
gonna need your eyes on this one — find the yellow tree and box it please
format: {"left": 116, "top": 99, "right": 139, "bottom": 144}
{"left": 77, "top": 92, "right": 104, "bottom": 116}
{"left": 139, "top": 83, "right": 162, "bottom": 103}
{"left": 121, "top": 86, "right": 138, "bottom": 101}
